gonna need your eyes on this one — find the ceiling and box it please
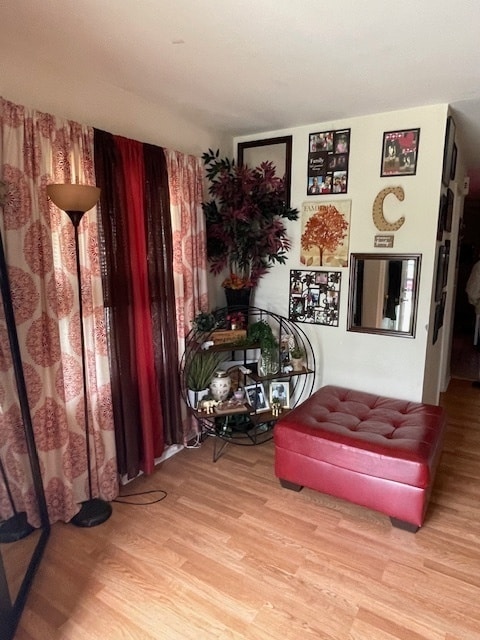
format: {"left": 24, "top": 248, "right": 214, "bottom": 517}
{"left": 2, "top": 0, "right": 480, "bottom": 190}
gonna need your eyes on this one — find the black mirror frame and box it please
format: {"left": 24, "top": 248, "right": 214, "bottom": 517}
{"left": 237, "top": 135, "right": 293, "bottom": 207}
{"left": 347, "top": 252, "right": 422, "bottom": 338}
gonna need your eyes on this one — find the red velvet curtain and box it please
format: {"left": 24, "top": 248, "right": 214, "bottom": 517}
{"left": 94, "top": 130, "right": 181, "bottom": 478}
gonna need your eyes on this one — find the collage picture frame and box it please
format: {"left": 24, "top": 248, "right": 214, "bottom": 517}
{"left": 306, "top": 128, "right": 350, "bottom": 195}
{"left": 289, "top": 269, "right": 341, "bottom": 326}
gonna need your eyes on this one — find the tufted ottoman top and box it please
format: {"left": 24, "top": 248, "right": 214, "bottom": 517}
{"left": 274, "top": 385, "right": 446, "bottom": 488}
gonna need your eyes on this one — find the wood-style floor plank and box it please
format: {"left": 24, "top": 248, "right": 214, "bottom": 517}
{"left": 12, "top": 378, "right": 480, "bottom": 639}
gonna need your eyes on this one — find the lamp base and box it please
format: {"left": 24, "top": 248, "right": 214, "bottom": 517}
{"left": 0, "top": 511, "right": 35, "bottom": 543}
{"left": 70, "top": 498, "right": 112, "bottom": 528}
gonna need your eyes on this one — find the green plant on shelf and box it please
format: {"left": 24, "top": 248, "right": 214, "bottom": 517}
{"left": 290, "top": 343, "right": 305, "bottom": 359}
{"left": 191, "top": 311, "right": 216, "bottom": 333}
{"left": 186, "top": 350, "right": 225, "bottom": 391}
{"left": 246, "top": 320, "right": 278, "bottom": 352}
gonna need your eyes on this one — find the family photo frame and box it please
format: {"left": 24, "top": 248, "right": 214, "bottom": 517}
{"left": 381, "top": 128, "right": 420, "bottom": 177}
{"left": 244, "top": 383, "right": 269, "bottom": 413}
{"left": 269, "top": 381, "right": 290, "bottom": 409}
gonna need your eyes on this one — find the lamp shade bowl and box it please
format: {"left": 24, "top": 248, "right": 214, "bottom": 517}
{"left": 47, "top": 184, "right": 100, "bottom": 213}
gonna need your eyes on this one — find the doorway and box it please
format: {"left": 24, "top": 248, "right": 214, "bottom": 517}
{"left": 450, "top": 196, "right": 480, "bottom": 381}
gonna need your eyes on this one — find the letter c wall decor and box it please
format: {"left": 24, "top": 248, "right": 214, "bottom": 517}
{"left": 372, "top": 186, "right": 405, "bottom": 231}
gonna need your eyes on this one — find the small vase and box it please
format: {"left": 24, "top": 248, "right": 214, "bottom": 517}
{"left": 210, "top": 370, "right": 231, "bottom": 402}
{"left": 291, "top": 357, "right": 304, "bottom": 372}
{"left": 233, "top": 388, "right": 245, "bottom": 402}
{"left": 258, "top": 349, "right": 280, "bottom": 376}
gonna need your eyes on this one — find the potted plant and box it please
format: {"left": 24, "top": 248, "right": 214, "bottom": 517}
{"left": 192, "top": 311, "right": 216, "bottom": 333}
{"left": 290, "top": 343, "right": 305, "bottom": 372}
{"left": 247, "top": 320, "right": 279, "bottom": 376}
{"left": 202, "top": 149, "right": 299, "bottom": 308}
{"left": 186, "top": 350, "right": 225, "bottom": 407}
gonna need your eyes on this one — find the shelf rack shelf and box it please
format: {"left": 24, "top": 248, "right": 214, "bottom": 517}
{"left": 180, "top": 306, "right": 316, "bottom": 460}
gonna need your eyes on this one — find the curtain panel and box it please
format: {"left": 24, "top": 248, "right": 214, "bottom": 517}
{"left": 94, "top": 131, "right": 184, "bottom": 477}
{"left": 0, "top": 97, "right": 118, "bottom": 524}
{"left": 165, "top": 149, "right": 209, "bottom": 443}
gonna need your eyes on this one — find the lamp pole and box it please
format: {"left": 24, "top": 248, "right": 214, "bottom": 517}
{"left": 47, "top": 184, "right": 111, "bottom": 527}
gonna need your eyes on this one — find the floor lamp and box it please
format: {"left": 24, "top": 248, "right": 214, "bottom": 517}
{"left": 47, "top": 184, "right": 112, "bottom": 527}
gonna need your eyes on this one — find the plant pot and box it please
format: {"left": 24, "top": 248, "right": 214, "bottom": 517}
{"left": 187, "top": 388, "right": 209, "bottom": 410}
{"left": 291, "top": 357, "right": 304, "bottom": 372}
{"left": 224, "top": 287, "right": 253, "bottom": 314}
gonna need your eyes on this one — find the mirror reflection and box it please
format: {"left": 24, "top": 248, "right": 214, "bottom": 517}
{"left": 348, "top": 253, "right": 421, "bottom": 337}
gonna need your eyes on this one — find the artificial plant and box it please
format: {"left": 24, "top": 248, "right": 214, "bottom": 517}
{"left": 202, "top": 149, "right": 299, "bottom": 288}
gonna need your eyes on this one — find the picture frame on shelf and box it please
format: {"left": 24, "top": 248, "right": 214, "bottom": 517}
{"left": 244, "top": 383, "right": 269, "bottom": 413}
{"left": 269, "top": 381, "right": 290, "bottom": 409}
{"left": 380, "top": 128, "right": 420, "bottom": 177}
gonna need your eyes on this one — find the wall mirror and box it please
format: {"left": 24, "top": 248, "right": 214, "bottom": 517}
{"left": 237, "top": 135, "right": 293, "bottom": 207}
{"left": 347, "top": 253, "right": 422, "bottom": 338}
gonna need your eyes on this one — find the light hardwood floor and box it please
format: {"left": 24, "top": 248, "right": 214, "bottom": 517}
{"left": 15, "top": 379, "right": 480, "bottom": 639}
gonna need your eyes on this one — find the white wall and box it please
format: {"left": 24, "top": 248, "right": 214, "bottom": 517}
{"left": 1, "top": 52, "right": 228, "bottom": 156}
{"left": 235, "top": 104, "right": 452, "bottom": 403}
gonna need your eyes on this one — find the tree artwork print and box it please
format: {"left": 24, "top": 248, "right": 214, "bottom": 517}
{"left": 300, "top": 200, "right": 351, "bottom": 267}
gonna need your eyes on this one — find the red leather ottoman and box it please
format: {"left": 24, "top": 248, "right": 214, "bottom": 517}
{"left": 274, "top": 385, "right": 447, "bottom": 531}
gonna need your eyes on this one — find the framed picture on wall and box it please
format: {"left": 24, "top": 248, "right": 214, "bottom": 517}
{"left": 445, "top": 188, "right": 454, "bottom": 232}
{"left": 237, "top": 136, "right": 292, "bottom": 206}
{"left": 451, "top": 142, "right": 458, "bottom": 181}
{"left": 435, "top": 244, "right": 448, "bottom": 303}
{"left": 437, "top": 193, "right": 447, "bottom": 241}
{"left": 307, "top": 128, "right": 350, "bottom": 195}
{"left": 380, "top": 128, "right": 420, "bottom": 176}
{"left": 442, "top": 116, "right": 456, "bottom": 187}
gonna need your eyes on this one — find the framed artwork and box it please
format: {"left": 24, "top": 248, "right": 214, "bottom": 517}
{"left": 432, "top": 302, "right": 443, "bottom": 345}
{"left": 443, "top": 240, "right": 450, "bottom": 289}
{"left": 307, "top": 128, "right": 350, "bottom": 195}
{"left": 381, "top": 128, "right": 420, "bottom": 176}
{"left": 442, "top": 116, "right": 456, "bottom": 187}
{"left": 437, "top": 193, "right": 447, "bottom": 241}
{"left": 269, "top": 381, "right": 290, "bottom": 409}
{"left": 289, "top": 269, "right": 341, "bottom": 326}
{"left": 244, "top": 383, "right": 269, "bottom": 413}
{"left": 451, "top": 143, "right": 458, "bottom": 181}
{"left": 445, "top": 187, "right": 454, "bottom": 233}
{"left": 435, "top": 244, "right": 448, "bottom": 303}
{"left": 238, "top": 136, "right": 292, "bottom": 206}
{"left": 300, "top": 200, "right": 351, "bottom": 267}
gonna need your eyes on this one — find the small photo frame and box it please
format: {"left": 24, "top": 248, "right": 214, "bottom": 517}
{"left": 244, "top": 383, "right": 269, "bottom": 413}
{"left": 269, "top": 381, "right": 290, "bottom": 409}
{"left": 381, "top": 128, "right": 420, "bottom": 177}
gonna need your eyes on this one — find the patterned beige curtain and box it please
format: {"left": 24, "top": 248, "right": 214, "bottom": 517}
{"left": 165, "top": 149, "right": 209, "bottom": 441}
{"left": 0, "top": 97, "right": 118, "bottom": 524}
